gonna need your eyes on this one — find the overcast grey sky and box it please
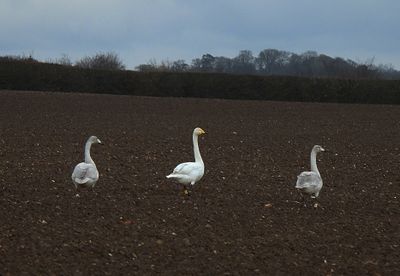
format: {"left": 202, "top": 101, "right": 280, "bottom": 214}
{"left": 1, "top": 0, "right": 399, "bottom": 69}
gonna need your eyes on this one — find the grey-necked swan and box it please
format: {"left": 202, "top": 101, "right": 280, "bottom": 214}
{"left": 295, "top": 145, "right": 325, "bottom": 198}
{"left": 71, "top": 136, "right": 102, "bottom": 189}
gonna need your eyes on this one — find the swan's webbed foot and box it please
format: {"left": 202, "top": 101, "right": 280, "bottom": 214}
{"left": 313, "top": 201, "right": 324, "bottom": 209}
{"left": 311, "top": 194, "right": 321, "bottom": 208}
{"left": 182, "top": 186, "right": 191, "bottom": 196}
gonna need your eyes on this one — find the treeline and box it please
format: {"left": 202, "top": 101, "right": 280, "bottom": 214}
{"left": 136, "top": 49, "right": 400, "bottom": 80}
{"left": 0, "top": 52, "right": 126, "bottom": 71}
{"left": 1, "top": 56, "right": 400, "bottom": 104}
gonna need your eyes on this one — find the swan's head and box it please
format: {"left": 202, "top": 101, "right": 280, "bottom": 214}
{"left": 313, "top": 145, "right": 325, "bottom": 152}
{"left": 194, "top": 127, "right": 206, "bottom": 136}
{"left": 88, "top": 135, "right": 102, "bottom": 144}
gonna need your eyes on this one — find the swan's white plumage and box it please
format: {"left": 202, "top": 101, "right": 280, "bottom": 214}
{"left": 295, "top": 145, "right": 325, "bottom": 198}
{"left": 167, "top": 162, "right": 204, "bottom": 185}
{"left": 166, "top": 127, "right": 205, "bottom": 186}
{"left": 71, "top": 136, "right": 102, "bottom": 189}
{"left": 296, "top": 171, "right": 322, "bottom": 198}
{"left": 72, "top": 162, "right": 99, "bottom": 185}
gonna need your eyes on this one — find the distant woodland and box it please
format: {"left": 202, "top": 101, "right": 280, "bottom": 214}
{"left": 1, "top": 48, "right": 399, "bottom": 79}
{"left": 135, "top": 49, "right": 400, "bottom": 80}
{"left": 1, "top": 50, "right": 400, "bottom": 104}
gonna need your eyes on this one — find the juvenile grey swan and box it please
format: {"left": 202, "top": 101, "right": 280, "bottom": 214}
{"left": 295, "top": 145, "right": 325, "bottom": 198}
{"left": 166, "top": 127, "right": 206, "bottom": 194}
{"left": 71, "top": 136, "right": 102, "bottom": 189}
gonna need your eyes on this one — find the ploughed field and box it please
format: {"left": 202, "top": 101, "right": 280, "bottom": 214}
{"left": 0, "top": 90, "right": 399, "bottom": 275}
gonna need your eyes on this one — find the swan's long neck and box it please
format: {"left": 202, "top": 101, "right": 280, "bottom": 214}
{"left": 310, "top": 149, "right": 320, "bottom": 176}
{"left": 193, "top": 134, "right": 203, "bottom": 164}
{"left": 84, "top": 141, "right": 95, "bottom": 165}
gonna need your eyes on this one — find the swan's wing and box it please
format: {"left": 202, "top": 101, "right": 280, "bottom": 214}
{"left": 72, "top": 163, "right": 97, "bottom": 183}
{"left": 167, "top": 162, "right": 204, "bottom": 185}
{"left": 296, "top": 171, "right": 322, "bottom": 189}
{"left": 172, "top": 162, "right": 201, "bottom": 175}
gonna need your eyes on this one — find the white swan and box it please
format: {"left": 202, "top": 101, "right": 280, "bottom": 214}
{"left": 166, "top": 127, "right": 206, "bottom": 193}
{"left": 71, "top": 136, "right": 102, "bottom": 189}
{"left": 295, "top": 145, "right": 325, "bottom": 198}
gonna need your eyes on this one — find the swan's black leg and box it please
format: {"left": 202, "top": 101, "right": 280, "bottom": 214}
{"left": 298, "top": 190, "right": 308, "bottom": 207}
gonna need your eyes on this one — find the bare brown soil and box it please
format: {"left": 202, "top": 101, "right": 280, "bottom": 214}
{"left": 0, "top": 90, "right": 399, "bottom": 275}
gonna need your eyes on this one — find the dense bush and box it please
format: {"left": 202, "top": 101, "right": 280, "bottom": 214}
{"left": 1, "top": 58, "right": 400, "bottom": 104}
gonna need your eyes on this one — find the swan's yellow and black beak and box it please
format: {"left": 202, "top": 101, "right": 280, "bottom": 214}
{"left": 198, "top": 128, "right": 206, "bottom": 135}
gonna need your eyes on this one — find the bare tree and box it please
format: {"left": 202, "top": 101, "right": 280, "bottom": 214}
{"left": 135, "top": 59, "right": 159, "bottom": 72}
{"left": 256, "top": 49, "right": 290, "bottom": 74}
{"left": 171, "top": 60, "right": 189, "bottom": 72}
{"left": 54, "top": 54, "right": 72, "bottom": 66}
{"left": 200, "top": 54, "right": 215, "bottom": 72}
{"left": 75, "top": 52, "right": 125, "bottom": 70}
{"left": 214, "top": 56, "right": 233, "bottom": 73}
{"left": 232, "top": 50, "right": 255, "bottom": 74}
{"left": 135, "top": 64, "right": 157, "bottom": 72}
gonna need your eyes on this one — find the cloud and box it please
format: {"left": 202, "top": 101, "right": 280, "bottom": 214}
{"left": 0, "top": 0, "right": 399, "bottom": 69}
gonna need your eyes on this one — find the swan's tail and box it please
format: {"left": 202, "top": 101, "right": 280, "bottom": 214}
{"left": 295, "top": 182, "right": 310, "bottom": 189}
{"left": 166, "top": 174, "right": 179, "bottom": 179}
{"left": 74, "top": 177, "right": 91, "bottom": 184}
{"left": 295, "top": 175, "right": 312, "bottom": 189}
